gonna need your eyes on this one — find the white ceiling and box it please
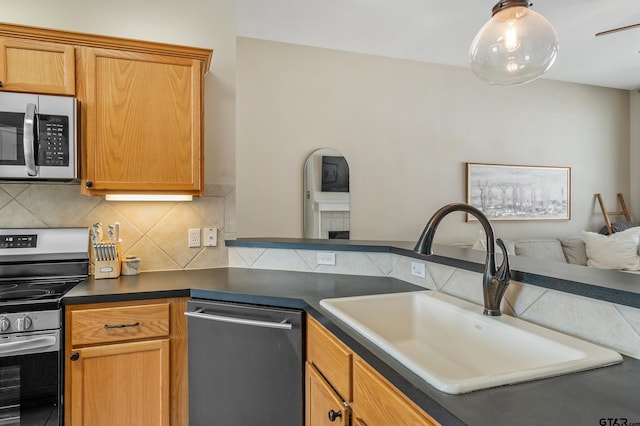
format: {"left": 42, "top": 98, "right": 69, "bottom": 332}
{"left": 237, "top": 0, "right": 640, "bottom": 90}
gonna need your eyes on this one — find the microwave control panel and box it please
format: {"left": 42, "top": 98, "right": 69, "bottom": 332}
{"left": 37, "top": 114, "right": 69, "bottom": 167}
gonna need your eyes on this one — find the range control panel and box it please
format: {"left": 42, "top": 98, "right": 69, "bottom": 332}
{"left": 0, "top": 234, "right": 38, "bottom": 249}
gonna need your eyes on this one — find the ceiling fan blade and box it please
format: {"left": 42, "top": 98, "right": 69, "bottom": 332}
{"left": 595, "top": 22, "right": 640, "bottom": 37}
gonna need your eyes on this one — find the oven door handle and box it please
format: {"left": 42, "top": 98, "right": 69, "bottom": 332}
{"left": 23, "top": 102, "right": 39, "bottom": 177}
{"left": 0, "top": 335, "right": 57, "bottom": 356}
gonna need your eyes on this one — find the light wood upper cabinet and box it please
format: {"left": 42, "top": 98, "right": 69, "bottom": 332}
{"left": 79, "top": 47, "right": 203, "bottom": 195}
{"left": 0, "top": 37, "right": 75, "bottom": 95}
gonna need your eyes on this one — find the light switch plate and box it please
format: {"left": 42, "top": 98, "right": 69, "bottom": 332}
{"left": 204, "top": 227, "right": 218, "bottom": 247}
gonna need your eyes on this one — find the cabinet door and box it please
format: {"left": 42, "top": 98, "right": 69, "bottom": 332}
{"left": 353, "top": 359, "right": 439, "bottom": 426}
{"left": 0, "top": 37, "right": 75, "bottom": 95}
{"left": 68, "top": 339, "right": 170, "bottom": 426}
{"left": 306, "top": 363, "right": 350, "bottom": 426}
{"left": 80, "top": 47, "right": 203, "bottom": 195}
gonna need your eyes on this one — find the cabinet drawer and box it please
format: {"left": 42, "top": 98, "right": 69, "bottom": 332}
{"left": 70, "top": 303, "right": 170, "bottom": 346}
{"left": 353, "top": 358, "right": 439, "bottom": 426}
{"left": 307, "top": 316, "right": 353, "bottom": 401}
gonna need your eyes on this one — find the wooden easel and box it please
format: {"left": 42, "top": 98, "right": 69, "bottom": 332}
{"left": 596, "top": 193, "right": 631, "bottom": 234}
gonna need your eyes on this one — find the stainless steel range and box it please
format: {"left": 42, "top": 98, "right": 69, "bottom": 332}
{"left": 0, "top": 228, "right": 89, "bottom": 426}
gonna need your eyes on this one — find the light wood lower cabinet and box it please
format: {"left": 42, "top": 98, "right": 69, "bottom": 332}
{"left": 65, "top": 297, "right": 188, "bottom": 426}
{"left": 352, "top": 359, "right": 438, "bottom": 426}
{"left": 306, "top": 362, "right": 350, "bottom": 426}
{"left": 306, "top": 315, "right": 440, "bottom": 426}
{"left": 69, "top": 338, "right": 169, "bottom": 425}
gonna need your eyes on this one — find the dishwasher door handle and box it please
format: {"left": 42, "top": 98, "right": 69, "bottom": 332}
{"left": 184, "top": 310, "right": 294, "bottom": 330}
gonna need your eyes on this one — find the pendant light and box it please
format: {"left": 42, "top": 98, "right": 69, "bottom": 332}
{"left": 469, "top": 0, "right": 559, "bottom": 86}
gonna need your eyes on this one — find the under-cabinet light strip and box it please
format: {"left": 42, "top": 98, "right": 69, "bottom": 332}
{"left": 105, "top": 194, "right": 193, "bottom": 202}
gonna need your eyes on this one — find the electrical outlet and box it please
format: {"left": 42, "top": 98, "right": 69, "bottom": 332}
{"left": 188, "top": 228, "right": 201, "bottom": 248}
{"left": 317, "top": 252, "right": 336, "bottom": 265}
{"left": 411, "top": 261, "right": 426, "bottom": 278}
{"left": 203, "top": 227, "right": 218, "bottom": 247}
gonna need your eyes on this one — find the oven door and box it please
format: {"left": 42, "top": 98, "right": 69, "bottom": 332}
{"left": 0, "top": 330, "right": 60, "bottom": 426}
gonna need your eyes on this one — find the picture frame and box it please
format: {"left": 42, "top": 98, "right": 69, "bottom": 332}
{"left": 466, "top": 163, "right": 571, "bottom": 221}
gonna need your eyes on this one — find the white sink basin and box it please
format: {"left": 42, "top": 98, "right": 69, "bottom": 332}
{"left": 319, "top": 291, "right": 622, "bottom": 394}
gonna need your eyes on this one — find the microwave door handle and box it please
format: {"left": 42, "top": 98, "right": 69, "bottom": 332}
{"left": 23, "top": 103, "right": 38, "bottom": 177}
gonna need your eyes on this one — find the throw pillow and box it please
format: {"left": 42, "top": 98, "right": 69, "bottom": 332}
{"left": 581, "top": 227, "right": 640, "bottom": 270}
{"left": 560, "top": 236, "right": 588, "bottom": 265}
{"left": 515, "top": 239, "right": 568, "bottom": 263}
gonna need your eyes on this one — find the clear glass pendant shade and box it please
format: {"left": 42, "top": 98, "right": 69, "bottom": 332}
{"left": 469, "top": 6, "right": 559, "bottom": 86}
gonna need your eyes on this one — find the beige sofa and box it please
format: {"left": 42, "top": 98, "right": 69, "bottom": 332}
{"left": 456, "top": 236, "right": 587, "bottom": 265}
{"left": 459, "top": 226, "right": 640, "bottom": 272}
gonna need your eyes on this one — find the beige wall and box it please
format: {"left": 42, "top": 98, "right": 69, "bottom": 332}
{"left": 237, "top": 37, "right": 631, "bottom": 244}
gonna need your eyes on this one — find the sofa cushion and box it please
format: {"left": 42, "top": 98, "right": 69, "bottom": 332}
{"left": 514, "top": 239, "right": 567, "bottom": 263}
{"left": 560, "top": 237, "right": 588, "bottom": 265}
{"left": 470, "top": 230, "right": 516, "bottom": 256}
{"left": 581, "top": 228, "right": 640, "bottom": 271}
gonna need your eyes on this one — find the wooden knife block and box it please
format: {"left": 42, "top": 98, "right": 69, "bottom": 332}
{"left": 93, "top": 242, "right": 122, "bottom": 279}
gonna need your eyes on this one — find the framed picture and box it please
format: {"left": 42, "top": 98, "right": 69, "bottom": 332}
{"left": 466, "top": 163, "right": 571, "bottom": 221}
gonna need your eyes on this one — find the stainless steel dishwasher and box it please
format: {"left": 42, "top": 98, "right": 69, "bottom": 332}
{"left": 185, "top": 299, "right": 304, "bottom": 426}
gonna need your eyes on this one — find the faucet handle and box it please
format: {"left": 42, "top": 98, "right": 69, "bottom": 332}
{"left": 495, "top": 238, "right": 511, "bottom": 282}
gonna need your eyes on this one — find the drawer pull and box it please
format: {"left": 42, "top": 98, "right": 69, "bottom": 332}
{"left": 104, "top": 321, "right": 140, "bottom": 329}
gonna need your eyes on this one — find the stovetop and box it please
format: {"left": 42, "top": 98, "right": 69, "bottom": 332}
{"left": 0, "top": 277, "right": 85, "bottom": 313}
{"left": 0, "top": 227, "right": 89, "bottom": 314}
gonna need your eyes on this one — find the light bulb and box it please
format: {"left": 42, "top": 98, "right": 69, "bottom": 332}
{"left": 469, "top": 3, "right": 559, "bottom": 86}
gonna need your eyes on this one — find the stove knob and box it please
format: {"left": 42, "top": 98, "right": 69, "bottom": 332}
{"left": 15, "top": 315, "right": 33, "bottom": 332}
{"left": 0, "top": 316, "right": 9, "bottom": 332}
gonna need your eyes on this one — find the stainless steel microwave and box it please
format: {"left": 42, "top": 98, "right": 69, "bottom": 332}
{"left": 0, "top": 92, "right": 78, "bottom": 180}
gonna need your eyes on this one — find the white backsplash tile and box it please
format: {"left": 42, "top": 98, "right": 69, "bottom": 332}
{"left": 0, "top": 183, "right": 231, "bottom": 272}
{"left": 424, "top": 262, "right": 456, "bottom": 290}
{"left": 504, "top": 280, "right": 547, "bottom": 316}
{"left": 390, "top": 256, "right": 437, "bottom": 290}
{"left": 366, "top": 252, "right": 398, "bottom": 275}
{"left": 520, "top": 290, "right": 640, "bottom": 357}
{"left": 316, "top": 251, "right": 385, "bottom": 276}
{"left": 229, "top": 247, "right": 266, "bottom": 267}
{"left": 253, "top": 248, "right": 311, "bottom": 272}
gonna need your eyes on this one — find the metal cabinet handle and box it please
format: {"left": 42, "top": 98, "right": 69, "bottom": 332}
{"left": 184, "top": 311, "right": 293, "bottom": 330}
{"left": 70, "top": 352, "right": 80, "bottom": 361}
{"left": 23, "top": 103, "right": 38, "bottom": 177}
{"left": 104, "top": 321, "right": 140, "bottom": 329}
{"left": 328, "top": 409, "right": 343, "bottom": 422}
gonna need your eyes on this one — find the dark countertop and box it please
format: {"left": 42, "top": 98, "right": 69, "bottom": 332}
{"left": 63, "top": 267, "right": 640, "bottom": 426}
